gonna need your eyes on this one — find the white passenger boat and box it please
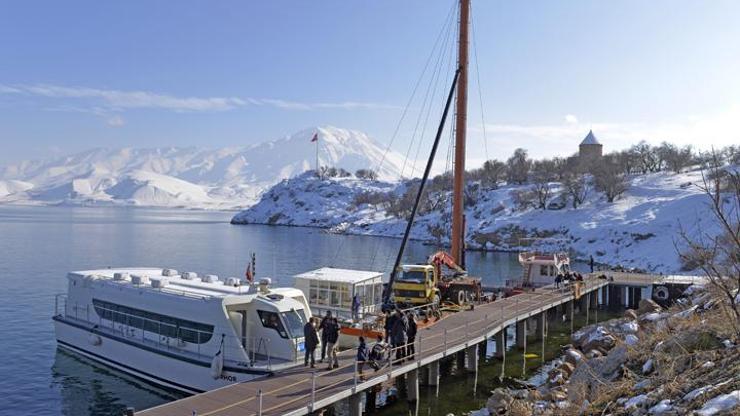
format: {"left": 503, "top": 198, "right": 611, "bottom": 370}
{"left": 53, "top": 267, "right": 311, "bottom": 393}
{"left": 516, "top": 251, "right": 571, "bottom": 287}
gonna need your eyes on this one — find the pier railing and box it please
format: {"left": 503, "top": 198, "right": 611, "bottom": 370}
{"left": 278, "top": 277, "right": 608, "bottom": 415}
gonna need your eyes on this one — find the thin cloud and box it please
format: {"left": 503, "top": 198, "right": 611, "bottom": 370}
{"left": 470, "top": 107, "right": 740, "bottom": 162}
{"left": 106, "top": 115, "right": 125, "bottom": 127}
{"left": 564, "top": 114, "right": 578, "bottom": 124}
{"left": 0, "top": 83, "right": 398, "bottom": 114}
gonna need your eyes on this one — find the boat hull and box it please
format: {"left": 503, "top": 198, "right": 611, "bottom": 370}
{"left": 53, "top": 316, "right": 267, "bottom": 394}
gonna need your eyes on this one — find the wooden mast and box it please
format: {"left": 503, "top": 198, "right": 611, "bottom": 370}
{"left": 451, "top": 0, "right": 469, "bottom": 265}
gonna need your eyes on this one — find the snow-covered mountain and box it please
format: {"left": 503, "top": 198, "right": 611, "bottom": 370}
{"left": 0, "top": 126, "right": 405, "bottom": 209}
{"left": 232, "top": 169, "right": 726, "bottom": 273}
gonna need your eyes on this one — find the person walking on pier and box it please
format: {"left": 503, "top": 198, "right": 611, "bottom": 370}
{"left": 324, "top": 317, "right": 340, "bottom": 370}
{"left": 384, "top": 310, "right": 395, "bottom": 343}
{"left": 590, "top": 255, "right": 595, "bottom": 273}
{"left": 356, "top": 336, "right": 369, "bottom": 381}
{"left": 319, "top": 311, "right": 332, "bottom": 363}
{"left": 405, "top": 311, "right": 417, "bottom": 359}
{"left": 369, "top": 335, "right": 389, "bottom": 371}
{"left": 555, "top": 273, "right": 562, "bottom": 289}
{"left": 303, "top": 318, "right": 319, "bottom": 368}
{"left": 390, "top": 308, "right": 408, "bottom": 363}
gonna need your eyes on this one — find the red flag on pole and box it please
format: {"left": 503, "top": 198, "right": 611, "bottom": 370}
{"left": 245, "top": 263, "right": 253, "bottom": 283}
{"left": 310, "top": 132, "right": 318, "bottom": 142}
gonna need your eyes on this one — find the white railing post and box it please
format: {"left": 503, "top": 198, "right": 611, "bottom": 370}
{"left": 257, "top": 389, "right": 263, "bottom": 416}
{"left": 418, "top": 333, "right": 422, "bottom": 356}
{"left": 311, "top": 372, "right": 316, "bottom": 410}
{"left": 444, "top": 329, "right": 448, "bottom": 352}
{"left": 354, "top": 360, "right": 358, "bottom": 389}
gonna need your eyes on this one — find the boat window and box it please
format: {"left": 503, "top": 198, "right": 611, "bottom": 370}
{"left": 318, "top": 281, "right": 329, "bottom": 305}
{"left": 399, "top": 270, "right": 426, "bottom": 283}
{"left": 280, "top": 309, "right": 306, "bottom": 339}
{"left": 539, "top": 265, "right": 548, "bottom": 276}
{"left": 257, "top": 310, "right": 288, "bottom": 338}
{"left": 92, "top": 299, "right": 213, "bottom": 344}
{"left": 340, "top": 284, "right": 351, "bottom": 308}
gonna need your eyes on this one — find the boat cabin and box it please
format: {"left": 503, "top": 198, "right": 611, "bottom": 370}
{"left": 517, "top": 252, "right": 571, "bottom": 287}
{"left": 293, "top": 267, "right": 384, "bottom": 321}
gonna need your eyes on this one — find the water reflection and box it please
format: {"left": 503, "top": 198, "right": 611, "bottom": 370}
{"left": 52, "top": 349, "right": 185, "bottom": 416}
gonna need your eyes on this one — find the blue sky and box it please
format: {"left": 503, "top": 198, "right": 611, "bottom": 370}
{"left": 1, "top": 0, "right": 739, "bottom": 166}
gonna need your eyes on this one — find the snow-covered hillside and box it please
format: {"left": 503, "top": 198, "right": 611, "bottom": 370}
{"left": 232, "top": 169, "right": 725, "bottom": 273}
{"left": 0, "top": 126, "right": 404, "bottom": 209}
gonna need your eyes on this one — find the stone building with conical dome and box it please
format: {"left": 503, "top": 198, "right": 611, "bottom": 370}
{"left": 579, "top": 130, "right": 602, "bottom": 161}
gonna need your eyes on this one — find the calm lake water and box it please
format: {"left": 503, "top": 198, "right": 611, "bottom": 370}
{"left": 0, "top": 205, "right": 544, "bottom": 416}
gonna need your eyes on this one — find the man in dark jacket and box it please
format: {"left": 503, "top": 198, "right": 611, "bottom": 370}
{"left": 405, "top": 311, "right": 417, "bottom": 359}
{"left": 319, "top": 311, "right": 332, "bottom": 363}
{"left": 303, "top": 318, "right": 319, "bottom": 368}
{"left": 356, "top": 336, "right": 369, "bottom": 381}
{"left": 324, "top": 317, "right": 340, "bottom": 370}
{"left": 383, "top": 310, "right": 395, "bottom": 343}
{"left": 390, "top": 308, "right": 408, "bottom": 362}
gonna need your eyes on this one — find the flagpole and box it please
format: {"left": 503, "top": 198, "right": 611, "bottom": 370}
{"left": 315, "top": 133, "right": 319, "bottom": 178}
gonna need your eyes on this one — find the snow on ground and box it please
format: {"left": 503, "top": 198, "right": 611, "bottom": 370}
{"left": 233, "top": 168, "right": 728, "bottom": 273}
{"left": 0, "top": 126, "right": 404, "bottom": 210}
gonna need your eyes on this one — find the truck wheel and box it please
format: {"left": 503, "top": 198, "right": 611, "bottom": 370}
{"left": 457, "top": 290, "right": 466, "bottom": 306}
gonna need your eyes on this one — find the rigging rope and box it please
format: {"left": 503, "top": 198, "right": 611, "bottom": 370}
{"left": 470, "top": 1, "right": 490, "bottom": 163}
{"left": 374, "top": 1, "right": 457, "bottom": 178}
{"left": 411, "top": 9, "right": 457, "bottom": 179}
{"left": 399, "top": 3, "right": 456, "bottom": 180}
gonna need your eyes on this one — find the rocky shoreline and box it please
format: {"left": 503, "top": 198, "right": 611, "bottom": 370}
{"left": 476, "top": 286, "right": 739, "bottom": 415}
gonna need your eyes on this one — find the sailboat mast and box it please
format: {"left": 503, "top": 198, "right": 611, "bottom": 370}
{"left": 451, "top": 0, "right": 469, "bottom": 265}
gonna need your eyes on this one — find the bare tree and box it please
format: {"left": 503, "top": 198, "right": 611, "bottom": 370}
{"left": 562, "top": 172, "right": 591, "bottom": 208}
{"left": 355, "top": 169, "right": 378, "bottom": 180}
{"left": 506, "top": 148, "right": 532, "bottom": 185}
{"left": 531, "top": 159, "right": 556, "bottom": 209}
{"left": 593, "top": 154, "right": 629, "bottom": 202}
{"left": 511, "top": 188, "right": 537, "bottom": 211}
{"left": 677, "top": 152, "right": 740, "bottom": 335}
{"left": 659, "top": 142, "right": 694, "bottom": 173}
{"left": 477, "top": 159, "right": 507, "bottom": 189}
{"left": 631, "top": 141, "right": 661, "bottom": 173}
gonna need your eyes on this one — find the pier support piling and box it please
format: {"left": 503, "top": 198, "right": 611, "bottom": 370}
{"left": 456, "top": 350, "right": 466, "bottom": 371}
{"left": 428, "top": 361, "right": 440, "bottom": 396}
{"left": 516, "top": 320, "right": 526, "bottom": 349}
{"left": 465, "top": 344, "right": 478, "bottom": 371}
{"left": 534, "top": 312, "right": 546, "bottom": 341}
{"left": 349, "top": 392, "right": 363, "bottom": 416}
{"left": 406, "top": 369, "right": 419, "bottom": 416}
{"left": 494, "top": 328, "right": 506, "bottom": 359}
{"left": 601, "top": 286, "right": 608, "bottom": 307}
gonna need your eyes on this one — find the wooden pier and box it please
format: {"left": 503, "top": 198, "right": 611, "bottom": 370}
{"left": 137, "top": 273, "right": 701, "bottom": 416}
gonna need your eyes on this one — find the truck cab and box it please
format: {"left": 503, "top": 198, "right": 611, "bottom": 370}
{"left": 392, "top": 264, "right": 439, "bottom": 306}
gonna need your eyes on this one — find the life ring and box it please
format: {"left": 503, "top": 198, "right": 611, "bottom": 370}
{"left": 653, "top": 285, "right": 670, "bottom": 302}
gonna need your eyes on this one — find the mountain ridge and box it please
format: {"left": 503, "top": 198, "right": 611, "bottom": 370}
{"left": 0, "top": 126, "right": 405, "bottom": 209}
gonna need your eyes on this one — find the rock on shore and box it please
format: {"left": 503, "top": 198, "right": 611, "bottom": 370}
{"left": 476, "top": 284, "right": 740, "bottom": 415}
